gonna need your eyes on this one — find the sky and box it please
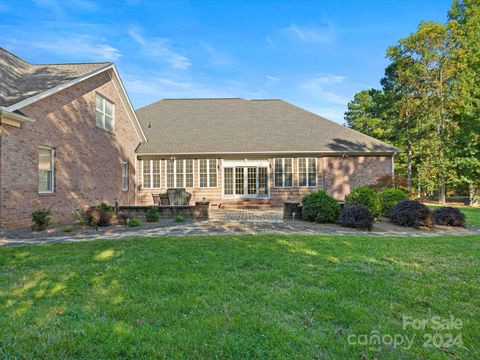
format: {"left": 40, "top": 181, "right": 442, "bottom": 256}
{"left": 1, "top": 0, "right": 452, "bottom": 123}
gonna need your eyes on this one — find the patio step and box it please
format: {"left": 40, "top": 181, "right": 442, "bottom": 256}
{"left": 219, "top": 199, "right": 272, "bottom": 209}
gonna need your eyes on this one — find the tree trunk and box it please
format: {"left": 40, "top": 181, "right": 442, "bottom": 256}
{"left": 439, "top": 183, "right": 446, "bottom": 204}
{"left": 470, "top": 183, "right": 479, "bottom": 207}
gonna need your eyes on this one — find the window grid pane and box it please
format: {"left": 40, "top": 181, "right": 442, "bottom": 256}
{"left": 95, "top": 94, "right": 114, "bottom": 131}
{"left": 152, "top": 160, "right": 161, "bottom": 188}
{"left": 274, "top": 158, "right": 283, "bottom": 187}
{"left": 176, "top": 160, "right": 184, "bottom": 187}
{"left": 185, "top": 159, "right": 193, "bottom": 187}
{"left": 224, "top": 168, "right": 233, "bottom": 195}
{"left": 167, "top": 160, "right": 175, "bottom": 188}
{"left": 38, "top": 148, "right": 53, "bottom": 192}
{"left": 122, "top": 163, "right": 129, "bottom": 190}
{"left": 308, "top": 158, "right": 317, "bottom": 187}
{"left": 284, "top": 158, "right": 293, "bottom": 187}
{"left": 299, "top": 158, "right": 307, "bottom": 187}
{"left": 209, "top": 160, "right": 217, "bottom": 187}
{"left": 199, "top": 159, "right": 208, "bottom": 188}
{"left": 142, "top": 160, "right": 151, "bottom": 188}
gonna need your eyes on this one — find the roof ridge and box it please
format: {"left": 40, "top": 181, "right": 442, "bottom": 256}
{"left": 34, "top": 61, "right": 112, "bottom": 66}
{"left": 162, "top": 97, "right": 244, "bottom": 100}
{"left": 0, "top": 47, "right": 31, "bottom": 65}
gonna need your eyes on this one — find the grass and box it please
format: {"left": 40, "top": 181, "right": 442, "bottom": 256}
{"left": 0, "top": 234, "right": 479, "bottom": 358}
{"left": 427, "top": 204, "right": 480, "bottom": 227}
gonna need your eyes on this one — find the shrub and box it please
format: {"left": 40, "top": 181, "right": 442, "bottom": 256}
{"left": 433, "top": 207, "right": 466, "bottom": 227}
{"left": 340, "top": 205, "right": 374, "bottom": 230}
{"left": 128, "top": 218, "right": 142, "bottom": 227}
{"left": 62, "top": 226, "right": 74, "bottom": 233}
{"left": 371, "top": 174, "right": 409, "bottom": 193}
{"left": 81, "top": 203, "right": 113, "bottom": 227}
{"left": 31, "top": 208, "right": 52, "bottom": 231}
{"left": 145, "top": 207, "right": 160, "bottom": 222}
{"left": 301, "top": 190, "right": 340, "bottom": 223}
{"left": 345, "top": 186, "right": 381, "bottom": 218}
{"left": 390, "top": 200, "right": 434, "bottom": 228}
{"left": 174, "top": 215, "right": 185, "bottom": 222}
{"left": 379, "top": 188, "right": 408, "bottom": 217}
{"left": 116, "top": 211, "right": 131, "bottom": 225}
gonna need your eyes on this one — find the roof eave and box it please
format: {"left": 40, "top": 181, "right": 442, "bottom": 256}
{"left": 0, "top": 108, "right": 36, "bottom": 128}
{"left": 135, "top": 149, "right": 400, "bottom": 157}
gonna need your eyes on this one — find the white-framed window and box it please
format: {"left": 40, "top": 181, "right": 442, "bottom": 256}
{"left": 199, "top": 159, "right": 218, "bottom": 188}
{"left": 142, "top": 160, "right": 161, "bottom": 189}
{"left": 95, "top": 94, "right": 114, "bottom": 132}
{"left": 39, "top": 147, "right": 54, "bottom": 193}
{"left": 274, "top": 158, "right": 294, "bottom": 188}
{"left": 166, "top": 159, "right": 194, "bottom": 188}
{"left": 298, "top": 158, "right": 317, "bottom": 187}
{"left": 122, "top": 162, "right": 129, "bottom": 191}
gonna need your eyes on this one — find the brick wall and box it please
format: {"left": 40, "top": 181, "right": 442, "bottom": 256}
{"left": 323, "top": 156, "right": 392, "bottom": 200}
{"left": 0, "top": 70, "right": 140, "bottom": 229}
{"left": 137, "top": 156, "right": 393, "bottom": 207}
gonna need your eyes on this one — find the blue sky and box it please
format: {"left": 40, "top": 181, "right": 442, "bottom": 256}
{"left": 1, "top": 0, "right": 451, "bottom": 123}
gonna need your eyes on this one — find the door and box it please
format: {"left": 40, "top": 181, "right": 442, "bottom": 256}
{"left": 223, "top": 166, "right": 269, "bottom": 198}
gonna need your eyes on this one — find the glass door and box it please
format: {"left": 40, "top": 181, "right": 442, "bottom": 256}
{"left": 258, "top": 167, "right": 269, "bottom": 197}
{"left": 247, "top": 167, "right": 257, "bottom": 196}
{"left": 235, "top": 167, "right": 245, "bottom": 195}
{"left": 223, "top": 166, "right": 269, "bottom": 198}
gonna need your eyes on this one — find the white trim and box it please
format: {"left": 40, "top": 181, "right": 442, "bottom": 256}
{"left": 137, "top": 150, "right": 398, "bottom": 156}
{"left": 5, "top": 64, "right": 113, "bottom": 112}
{"left": 38, "top": 146, "right": 55, "bottom": 194}
{"left": 273, "top": 158, "right": 294, "bottom": 188}
{"left": 4, "top": 64, "right": 147, "bottom": 142}
{"left": 198, "top": 159, "right": 218, "bottom": 188}
{"left": 134, "top": 155, "right": 138, "bottom": 205}
{"left": 108, "top": 66, "right": 147, "bottom": 142}
{"left": 0, "top": 108, "right": 36, "bottom": 127}
{"left": 297, "top": 157, "right": 318, "bottom": 188}
{"left": 222, "top": 164, "right": 270, "bottom": 199}
{"left": 222, "top": 159, "right": 269, "bottom": 167}
{"left": 142, "top": 159, "right": 162, "bottom": 189}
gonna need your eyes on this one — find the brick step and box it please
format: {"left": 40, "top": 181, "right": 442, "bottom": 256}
{"left": 219, "top": 199, "right": 272, "bottom": 209}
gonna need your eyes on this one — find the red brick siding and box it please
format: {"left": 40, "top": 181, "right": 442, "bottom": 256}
{"left": 322, "top": 156, "right": 392, "bottom": 200}
{"left": 0, "top": 71, "right": 140, "bottom": 229}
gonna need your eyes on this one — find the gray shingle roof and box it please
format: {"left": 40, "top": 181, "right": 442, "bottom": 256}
{"left": 136, "top": 98, "right": 399, "bottom": 155}
{"left": 0, "top": 47, "right": 110, "bottom": 107}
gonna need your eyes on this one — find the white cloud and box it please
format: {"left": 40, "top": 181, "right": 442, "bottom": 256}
{"left": 281, "top": 22, "right": 336, "bottom": 44}
{"left": 265, "top": 75, "right": 281, "bottom": 86}
{"left": 299, "top": 74, "right": 349, "bottom": 105}
{"left": 12, "top": 35, "right": 121, "bottom": 61}
{"left": 128, "top": 28, "right": 191, "bottom": 70}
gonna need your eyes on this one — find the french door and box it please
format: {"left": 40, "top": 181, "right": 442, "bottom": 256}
{"left": 224, "top": 166, "right": 269, "bottom": 198}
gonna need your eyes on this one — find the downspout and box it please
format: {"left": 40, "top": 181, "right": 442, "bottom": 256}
{"left": 392, "top": 153, "right": 396, "bottom": 188}
{"left": 134, "top": 154, "right": 138, "bottom": 206}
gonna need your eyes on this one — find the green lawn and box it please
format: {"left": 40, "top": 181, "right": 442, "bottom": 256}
{"left": 427, "top": 204, "right": 480, "bottom": 227}
{"left": 1, "top": 235, "right": 479, "bottom": 359}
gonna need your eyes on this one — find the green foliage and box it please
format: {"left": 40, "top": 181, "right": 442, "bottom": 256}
{"left": 345, "top": 186, "right": 381, "bottom": 218}
{"left": 379, "top": 188, "right": 408, "bottom": 217}
{"left": 31, "top": 208, "right": 52, "bottom": 231}
{"left": 128, "top": 218, "right": 141, "bottom": 227}
{"left": 116, "top": 211, "right": 131, "bottom": 225}
{"left": 96, "top": 203, "right": 113, "bottom": 213}
{"left": 145, "top": 207, "right": 160, "bottom": 222}
{"left": 174, "top": 215, "right": 185, "bottom": 222}
{"left": 301, "top": 190, "right": 340, "bottom": 223}
{"left": 62, "top": 226, "right": 74, "bottom": 233}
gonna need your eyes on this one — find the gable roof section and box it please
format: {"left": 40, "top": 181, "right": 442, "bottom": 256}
{"left": 135, "top": 98, "right": 399, "bottom": 155}
{"left": 0, "top": 47, "right": 146, "bottom": 142}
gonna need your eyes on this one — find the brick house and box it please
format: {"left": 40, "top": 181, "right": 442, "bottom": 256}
{"left": 0, "top": 48, "right": 146, "bottom": 229}
{"left": 1, "top": 48, "right": 398, "bottom": 229}
{"left": 135, "top": 99, "right": 398, "bottom": 207}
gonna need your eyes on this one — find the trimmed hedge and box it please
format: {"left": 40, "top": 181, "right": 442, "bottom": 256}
{"left": 390, "top": 200, "right": 434, "bottom": 228}
{"left": 433, "top": 207, "right": 466, "bottom": 227}
{"left": 340, "top": 205, "right": 374, "bottom": 230}
{"left": 301, "top": 190, "right": 340, "bottom": 223}
{"left": 379, "top": 188, "right": 408, "bottom": 217}
{"left": 145, "top": 206, "right": 160, "bottom": 222}
{"left": 345, "top": 186, "right": 381, "bottom": 218}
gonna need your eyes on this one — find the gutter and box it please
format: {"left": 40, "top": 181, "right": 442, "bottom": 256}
{"left": 0, "top": 108, "right": 36, "bottom": 128}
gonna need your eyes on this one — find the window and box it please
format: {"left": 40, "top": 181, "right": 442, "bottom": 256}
{"left": 166, "top": 159, "right": 194, "bottom": 188}
{"left": 122, "top": 162, "right": 129, "bottom": 191}
{"left": 199, "top": 159, "right": 217, "bottom": 188}
{"left": 142, "top": 160, "right": 161, "bottom": 189}
{"left": 95, "top": 94, "right": 114, "bottom": 132}
{"left": 39, "top": 147, "right": 54, "bottom": 193}
{"left": 298, "top": 158, "right": 317, "bottom": 187}
{"left": 274, "top": 158, "right": 293, "bottom": 188}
